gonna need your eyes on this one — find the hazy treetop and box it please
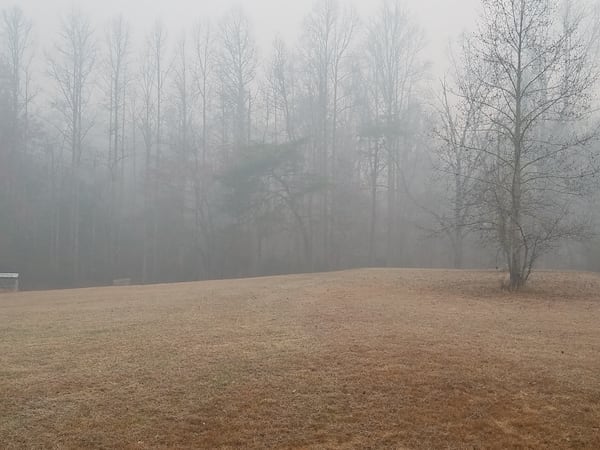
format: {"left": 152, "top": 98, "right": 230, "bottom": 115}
{"left": 16, "top": 0, "right": 479, "bottom": 73}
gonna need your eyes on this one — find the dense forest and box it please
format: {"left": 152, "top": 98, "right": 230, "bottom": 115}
{"left": 1, "top": 0, "right": 600, "bottom": 289}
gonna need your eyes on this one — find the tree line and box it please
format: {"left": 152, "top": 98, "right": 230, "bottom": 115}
{"left": 1, "top": 0, "right": 599, "bottom": 290}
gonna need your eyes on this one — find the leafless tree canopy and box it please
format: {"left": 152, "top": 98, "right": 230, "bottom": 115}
{"left": 448, "top": 0, "right": 600, "bottom": 289}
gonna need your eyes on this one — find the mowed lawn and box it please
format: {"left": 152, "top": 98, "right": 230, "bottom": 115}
{"left": 1, "top": 269, "right": 599, "bottom": 449}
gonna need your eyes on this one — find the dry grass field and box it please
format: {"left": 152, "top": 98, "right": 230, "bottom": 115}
{"left": 1, "top": 269, "right": 599, "bottom": 449}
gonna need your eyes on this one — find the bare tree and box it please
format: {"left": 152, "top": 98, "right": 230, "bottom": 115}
{"left": 104, "top": 14, "right": 130, "bottom": 276}
{"left": 268, "top": 37, "right": 296, "bottom": 143}
{"left": 136, "top": 38, "right": 155, "bottom": 282}
{"left": 302, "top": 0, "right": 335, "bottom": 268}
{"left": 463, "top": 0, "right": 600, "bottom": 289}
{"left": 1, "top": 7, "right": 33, "bottom": 193}
{"left": 147, "top": 21, "right": 169, "bottom": 281}
{"left": 301, "top": 0, "right": 358, "bottom": 268}
{"left": 171, "top": 32, "right": 195, "bottom": 276}
{"left": 173, "top": 33, "right": 192, "bottom": 172}
{"left": 47, "top": 8, "right": 96, "bottom": 282}
{"left": 0, "top": 7, "right": 35, "bottom": 280}
{"left": 328, "top": 4, "right": 358, "bottom": 266}
{"left": 431, "top": 41, "right": 490, "bottom": 268}
{"left": 219, "top": 7, "right": 257, "bottom": 152}
{"left": 135, "top": 21, "right": 170, "bottom": 282}
{"left": 364, "top": 0, "right": 425, "bottom": 265}
{"left": 268, "top": 37, "right": 318, "bottom": 267}
{"left": 194, "top": 20, "right": 214, "bottom": 167}
{"left": 192, "top": 19, "right": 216, "bottom": 277}
{"left": 358, "top": 121, "right": 387, "bottom": 265}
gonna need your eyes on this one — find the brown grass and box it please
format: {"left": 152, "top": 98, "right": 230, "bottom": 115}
{"left": 1, "top": 269, "right": 599, "bottom": 449}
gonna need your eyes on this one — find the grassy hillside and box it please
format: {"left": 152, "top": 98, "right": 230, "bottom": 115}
{"left": 1, "top": 269, "right": 599, "bottom": 448}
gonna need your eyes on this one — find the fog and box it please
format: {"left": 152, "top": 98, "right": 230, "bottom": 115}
{"left": 17, "top": 0, "right": 478, "bottom": 69}
{"left": 1, "top": 0, "right": 599, "bottom": 289}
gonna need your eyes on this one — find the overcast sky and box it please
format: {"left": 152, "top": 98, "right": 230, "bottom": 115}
{"left": 15, "top": 0, "right": 480, "bottom": 73}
